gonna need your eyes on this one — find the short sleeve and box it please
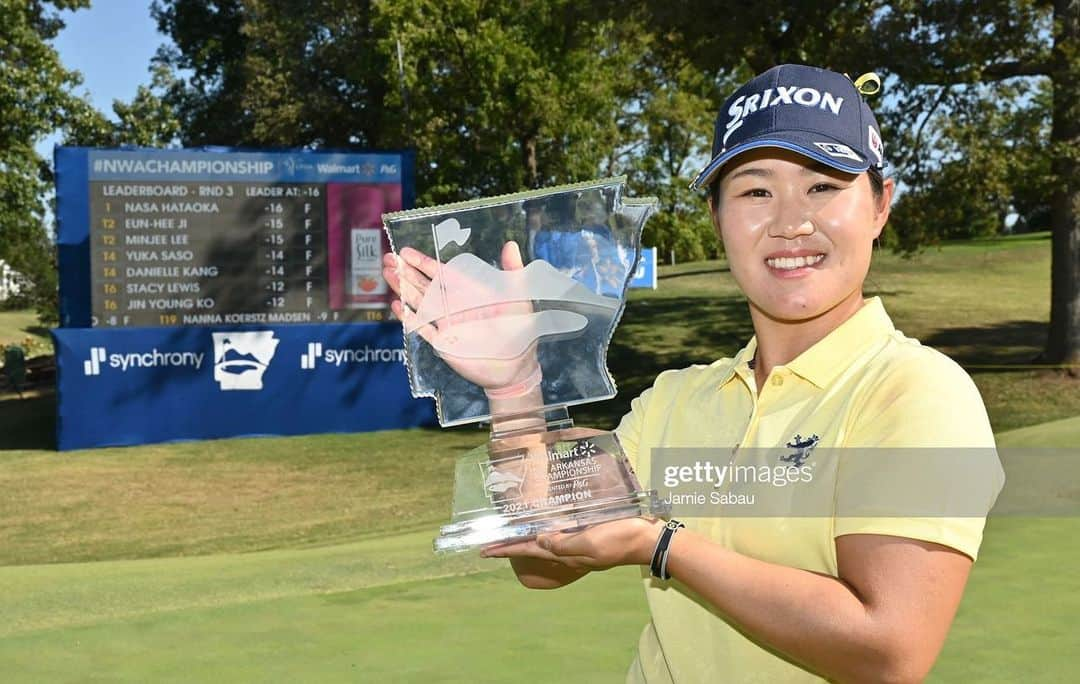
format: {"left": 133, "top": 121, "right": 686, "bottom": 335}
{"left": 614, "top": 385, "right": 653, "bottom": 472}
{"left": 835, "top": 350, "right": 1006, "bottom": 560}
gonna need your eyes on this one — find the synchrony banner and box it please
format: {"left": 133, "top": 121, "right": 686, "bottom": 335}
{"left": 52, "top": 323, "right": 434, "bottom": 450}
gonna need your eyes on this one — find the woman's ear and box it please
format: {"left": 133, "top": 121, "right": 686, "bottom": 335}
{"left": 872, "top": 177, "right": 896, "bottom": 239}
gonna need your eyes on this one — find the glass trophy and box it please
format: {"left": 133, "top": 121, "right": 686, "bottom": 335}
{"left": 383, "top": 177, "right": 669, "bottom": 553}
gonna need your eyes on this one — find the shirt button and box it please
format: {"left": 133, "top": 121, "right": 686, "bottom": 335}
{"left": 771, "top": 375, "right": 784, "bottom": 387}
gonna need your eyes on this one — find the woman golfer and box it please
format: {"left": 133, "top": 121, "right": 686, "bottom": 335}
{"left": 385, "top": 64, "right": 1004, "bottom": 683}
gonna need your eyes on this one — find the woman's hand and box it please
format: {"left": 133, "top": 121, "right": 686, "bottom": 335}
{"left": 381, "top": 241, "right": 540, "bottom": 392}
{"left": 480, "top": 517, "right": 664, "bottom": 572}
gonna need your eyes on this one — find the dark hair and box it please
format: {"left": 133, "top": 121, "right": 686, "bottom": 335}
{"left": 866, "top": 166, "right": 884, "bottom": 200}
{"left": 709, "top": 165, "right": 886, "bottom": 208}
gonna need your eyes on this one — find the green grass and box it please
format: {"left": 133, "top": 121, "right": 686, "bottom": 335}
{"left": 994, "top": 415, "right": 1080, "bottom": 448}
{"left": 0, "top": 556, "right": 646, "bottom": 683}
{"left": 576, "top": 231, "right": 1077, "bottom": 433}
{"left": 0, "top": 428, "right": 486, "bottom": 565}
{"left": 3, "top": 418, "right": 1077, "bottom": 683}
{"left": 0, "top": 308, "right": 50, "bottom": 356}
{"left": 0, "top": 233, "right": 1077, "bottom": 680}
{"left": 933, "top": 518, "right": 1080, "bottom": 682}
{"left": 0, "top": 232, "right": 1076, "bottom": 566}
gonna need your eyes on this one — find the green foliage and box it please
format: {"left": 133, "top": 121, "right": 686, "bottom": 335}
{"left": 867, "top": 1, "right": 1077, "bottom": 363}
{"left": 381, "top": 0, "right": 648, "bottom": 200}
{"left": 154, "top": 0, "right": 652, "bottom": 203}
{"left": 150, "top": 0, "right": 1071, "bottom": 271}
{"left": 622, "top": 57, "right": 723, "bottom": 261}
{"left": 0, "top": 1, "right": 179, "bottom": 326}
{"left": 643, "top": 0, "right": 879, "bottom": 76}
{"left": 884, "top": 80, "right": 1053, "bottom": 253}
{"left": 4, "top": 1, "right": 1074, "bottom": 345}
{"left": 0, "top": 0, "right": 89, "bottom": 325}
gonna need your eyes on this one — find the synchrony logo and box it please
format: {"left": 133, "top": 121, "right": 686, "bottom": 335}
{"left": 84, "top": 347, "right": 106, "bottom": 376}
{"left": 299, "top": 342, "right": 405, "bottom": 370}
{"left": 212, "top": 331, "right": 279, "bottom": 391}
{"left": 82, "top": 345, "right": 204, "bottom": 377}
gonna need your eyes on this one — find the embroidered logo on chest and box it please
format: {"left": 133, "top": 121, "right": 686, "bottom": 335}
{"left": 781, "top": 433, "right": 820, "bottom": 467}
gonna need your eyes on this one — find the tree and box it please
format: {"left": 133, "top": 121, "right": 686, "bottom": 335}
{"left": 643, "top": 1, "right": 878, "bottom": 78}
{"left": 643, "top": 0, "right": 1078, "bottom": 369}
{"left": 872, "top": 0, "right": 1078, "bottom": 368}
{"left": 63, "top": 64, "right": 181, "bottom": 148}
{"left": 885, "top": 79, "right": 1052, "bottom": 252}
{"left": 381, "top": 0, "right": 648, "bottom": 200}
{"left": 153, "top": 0, "right": 651, "bottom": 204}
{"left": 0, "top": 1, "right": 178, "bottom": 324}
{"left": 150, "top": 0, "right": 255, "bottom": 146}
{"left": 0, "top": 0, "right": 92, "bottom": 322}
{"left": 619, "top": 55, "right": 723, "bottom": 262}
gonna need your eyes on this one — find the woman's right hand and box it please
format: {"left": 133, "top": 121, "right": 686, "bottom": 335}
{"left": 381, "top": 241, "right": 542, "bottom": 395}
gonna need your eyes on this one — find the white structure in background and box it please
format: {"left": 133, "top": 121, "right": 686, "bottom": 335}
{"left": 0, "top": 260, "right": 27, "bottom": 302}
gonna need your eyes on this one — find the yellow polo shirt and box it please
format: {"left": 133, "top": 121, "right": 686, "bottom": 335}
{"left": 615, "top": 296, "right": 1005, "bottom": 683}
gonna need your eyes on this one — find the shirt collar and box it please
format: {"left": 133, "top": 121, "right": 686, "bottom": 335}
{"left": 717, "top": 337, "right": 758, "bottom": 388}
{"left": 716, "top": 297, "right": 895, "bottom": 390}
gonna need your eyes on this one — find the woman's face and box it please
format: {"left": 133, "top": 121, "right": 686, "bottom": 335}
{"left": 710, "top": 148, "right": 893, "bottom": 323}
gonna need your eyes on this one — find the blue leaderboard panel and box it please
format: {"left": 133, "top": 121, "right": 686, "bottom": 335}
{"left": 629, "top": 246, "right": 657, "bottom": 289}
{"left": 53, "top": 323, "right": 435, "bottom": 450}
{"left": 51, "top": 146, "right": 426, "bottom": 450}
{"left": 55, "top": 146, "right": 415, "bottom": 329}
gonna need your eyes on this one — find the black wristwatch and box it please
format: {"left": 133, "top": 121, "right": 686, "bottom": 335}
{"left": 649, "top": 520, "right": 685, "bottom": 580}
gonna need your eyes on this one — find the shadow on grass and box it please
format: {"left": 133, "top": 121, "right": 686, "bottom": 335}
{"left": 577, "top": 294, "right": 753, "bottom": 428}
{"left": 579, "top": 306, "right": 1059, "bottom": 429}
{"left": 658, "top": 264, "right": 730, "bottom": 280}
{"left": 0, "top": 390, "right": 56, "bottom": 451}
{"left": 861, "top": 285, "right": 913, "bottom": 299}
{"left": 923, "top": 320, "right": 1047, "bottom": 367}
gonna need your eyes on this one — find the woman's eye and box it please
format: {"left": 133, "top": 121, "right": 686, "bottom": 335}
{"left": 741, "top": 188, "right": 771, "bottom": 198}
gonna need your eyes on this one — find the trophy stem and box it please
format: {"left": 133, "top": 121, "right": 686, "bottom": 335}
{"left": 488, "top": 405, "right": 573, "bottom": 441}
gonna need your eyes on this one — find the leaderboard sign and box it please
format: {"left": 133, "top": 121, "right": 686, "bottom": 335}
{"left": 53, "top": 147, "right": 434, "bottom": 450}
{"left": 65, "top": 148, "right": 409, "bottom": 327}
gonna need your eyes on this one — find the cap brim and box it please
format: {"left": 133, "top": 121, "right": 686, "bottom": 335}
{"left": 690, "top": 133, "right": 870, "bottom": 190}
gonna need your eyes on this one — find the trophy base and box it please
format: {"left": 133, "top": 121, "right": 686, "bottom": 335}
{"left": 434, "top": 425, "right": 669, "bottom": 554}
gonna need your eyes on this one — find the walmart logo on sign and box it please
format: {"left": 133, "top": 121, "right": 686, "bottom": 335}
{"left": 82, "top": 345, "right": 204, "bottom": 376}
{"left": 212, "top": 331, "right": 279, "bottom": 391}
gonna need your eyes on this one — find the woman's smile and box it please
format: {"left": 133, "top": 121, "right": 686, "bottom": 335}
{"left": 764, "top": 250, "right": 827, "bottom": 278}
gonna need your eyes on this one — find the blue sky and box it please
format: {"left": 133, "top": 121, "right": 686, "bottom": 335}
{"left": 37, "top": 1, "right": 168, "bottom": 157}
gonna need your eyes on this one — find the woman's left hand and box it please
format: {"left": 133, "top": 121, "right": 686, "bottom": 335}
{"left": 480, "top": 517, "right": 664, "bottom": 572}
